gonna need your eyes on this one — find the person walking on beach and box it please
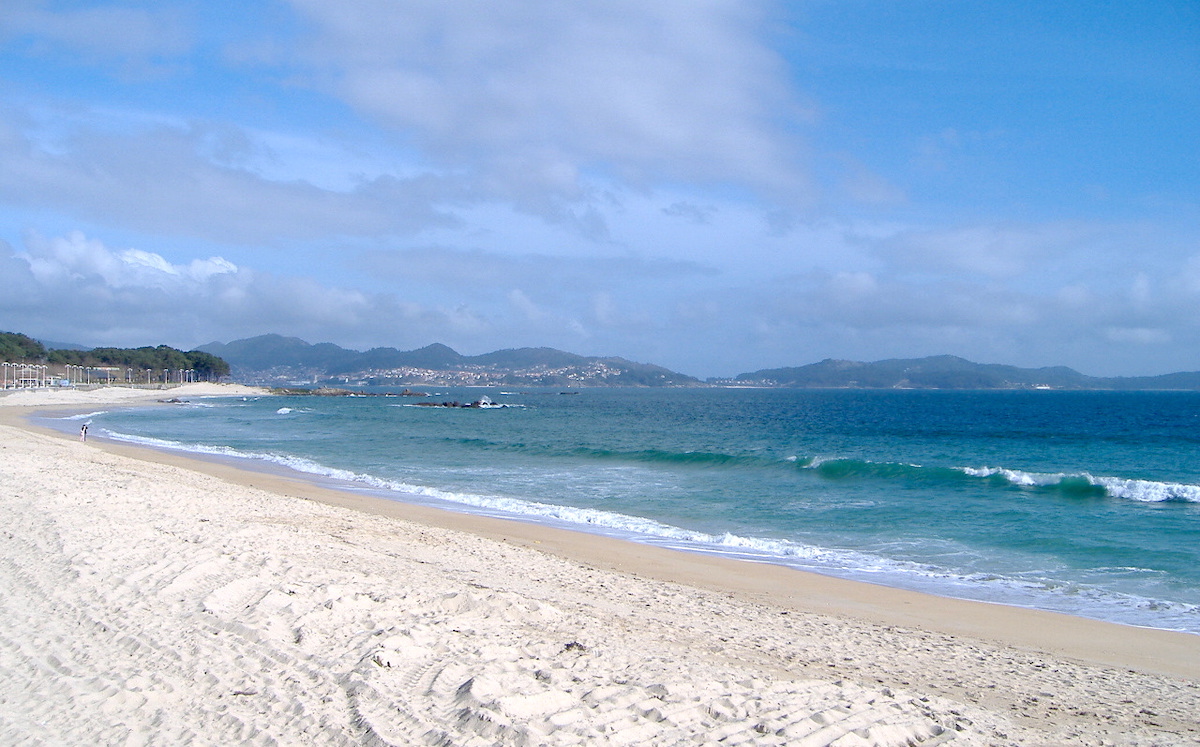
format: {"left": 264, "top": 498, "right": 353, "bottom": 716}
{"left": 80, "top": 423, "right": 88, "bottom": 441}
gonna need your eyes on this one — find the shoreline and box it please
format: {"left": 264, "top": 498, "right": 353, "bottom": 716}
{"left": 2, "top": 386, "right": 1198, "bottom": 744}
{"left": 21, "top": 390, "right": 1200, "bottom": 657}
{"left": 16, "top": 391, "right": 1200, "bottom": 665}
{"left": 7, "top": 387, "right": 1200, "bottom": 672}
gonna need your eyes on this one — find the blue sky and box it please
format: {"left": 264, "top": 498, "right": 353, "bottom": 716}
{"left": 1, "top": 1, "right": 1197, "bottom": 377}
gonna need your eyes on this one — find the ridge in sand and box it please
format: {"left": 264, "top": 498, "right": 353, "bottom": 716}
{"left": 1, "top": 385, "right": 1197, "bottom": 744}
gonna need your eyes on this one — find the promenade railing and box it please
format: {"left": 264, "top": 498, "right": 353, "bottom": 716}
{"left": 1, "top": 362, "right": 204, "bottom": 390}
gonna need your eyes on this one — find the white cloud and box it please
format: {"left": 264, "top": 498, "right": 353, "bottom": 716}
{"left": 120, "top": 248, "right": 181, "bottom": 278}
{"left": 877, "top": 222, "right": 1097, "bottom": 280}
{"left": 286, "top": 0, "right": 813, "bottom": 203}
{"left": 188, "top": 257, "right": 239, "bottom": 282}
{"left": 507, "top": 289, "right": 545, "bottom": 322}
{"left": 0, "top": 1, "right": 190, "bottom": 77}
{"left": 0, "top": 230, "right": 604, "bottom": 355}
{"left": 21, "top": 231, "right": 235, "bottom": 290}
{"left": 0, "top": 114, "right": 457, "bottom": 245}
{"left": 2, "top": 231, "right": 398, "bottom": 348}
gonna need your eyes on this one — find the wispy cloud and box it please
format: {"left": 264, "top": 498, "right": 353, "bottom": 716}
{"left": 284, "top": 0, "right": 814, "bottom": 205}
{"left": 0, "top": 112, "right": 457, "bottom": 244}
{"left": 0, "top": 0, "right": 191, "bottom": 78}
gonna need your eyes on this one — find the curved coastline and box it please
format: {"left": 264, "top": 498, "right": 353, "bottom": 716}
{"left": 46, "top": 406, "right": 1200, "bottom": 636}
{"left": 1, "top": 385, "right": 1198, "bottom": 744}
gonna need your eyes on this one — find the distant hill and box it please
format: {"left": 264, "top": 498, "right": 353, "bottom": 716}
{"left": 198, "top": 334, "right": 701, "bottom": 387}
{"left": 36, "top": 339, "right": 90, "bottom": 351}
{"left": 196, "top": 334, "right": 347, "bottom": 371}
{"left": 0, "top": 331, "right": 47, "bottom": 361}
{"left": 734, "top": 355, "right": 1200, "bottom": 390}
{"left": 355, "top": 343, "right": 464, "bottom": 372}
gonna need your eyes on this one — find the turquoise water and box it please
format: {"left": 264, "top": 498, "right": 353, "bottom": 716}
{"left": 70, "top": 388, "right": 1200, "bottom": 633}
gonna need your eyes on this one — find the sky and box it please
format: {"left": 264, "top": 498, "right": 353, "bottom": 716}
{"left": 1, "top": 1, "right": 1198, "bottom": 378}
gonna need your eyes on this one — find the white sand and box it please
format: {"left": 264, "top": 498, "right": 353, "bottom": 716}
{"left": 1, "top": 387, "right": 1197, "bottom": 745}
{"left": 0, "top": 382, "right": 267, "bottom": 409}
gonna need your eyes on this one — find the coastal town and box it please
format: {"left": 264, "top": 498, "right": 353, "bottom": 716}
{"left": 244, "top": 359, "right": 665, "bottom": 388}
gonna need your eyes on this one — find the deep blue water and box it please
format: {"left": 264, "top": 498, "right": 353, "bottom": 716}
{"left": 67, "top": 388, "right": 1200, "bottom": 633}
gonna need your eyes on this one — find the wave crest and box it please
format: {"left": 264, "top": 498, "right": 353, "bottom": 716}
{"left": 57, "top": 410, "right": 109, "bottom": 420}
{"left": 787, "top": 456, "right": 1200, "bottom": 503}
{"left": 961, "top": 466, "right": 1200, "bottom": 502}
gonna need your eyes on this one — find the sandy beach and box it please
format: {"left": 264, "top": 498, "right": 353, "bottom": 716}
{"left": 1, "top": 385, "right": 1198, "bottom": 745}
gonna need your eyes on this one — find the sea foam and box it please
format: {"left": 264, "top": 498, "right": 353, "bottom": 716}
{"left": 961, "top": 466, "right": 1200, "bottom": 503}
{"left": 57, "top": 410, "right": 109, "bottom": 421}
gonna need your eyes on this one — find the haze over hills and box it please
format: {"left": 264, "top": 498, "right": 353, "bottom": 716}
{"left": 6, "top": 329, "right": 1200, "bottom": 389}
{"left": 195, "top": 335, "right": 1200, "bottom": 390}
{"left": 735, "top": 355, "right": 1200, "bottom": 390}
{"left": 197, "top": 334, "right": 701, "bottom": 387}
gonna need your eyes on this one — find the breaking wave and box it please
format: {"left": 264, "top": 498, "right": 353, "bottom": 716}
{"left": 56, "top": 410, "right": 108, "bottom": 421}
{"left": 960, "top": 466, "right": 1200, "bottom": 503}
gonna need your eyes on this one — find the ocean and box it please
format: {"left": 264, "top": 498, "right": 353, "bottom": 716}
{"left": 58, "top": 387, "right": 1200, "bottom": 634}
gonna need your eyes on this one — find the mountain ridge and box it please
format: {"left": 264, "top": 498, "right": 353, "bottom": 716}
{"left": 198, "top": 334, "right": 700, "bottom": 387}
{"left": 735, "top": 355, "right": 1200, "bottom": 390}
{"left": 196, "top": 335, "right": 1200, "bottom": 389}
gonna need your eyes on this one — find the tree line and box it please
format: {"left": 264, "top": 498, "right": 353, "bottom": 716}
{"left": 1, "top": 331, "right": 230, "bottom": 380}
